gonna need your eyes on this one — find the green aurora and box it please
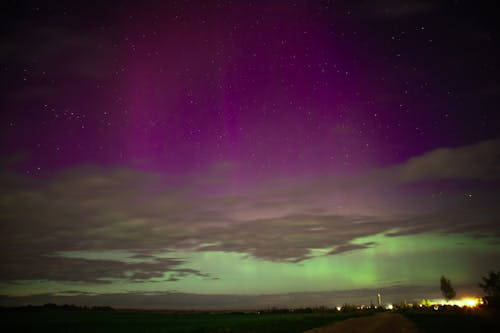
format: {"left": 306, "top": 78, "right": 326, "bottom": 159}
{"left": 3, "top": 232, "right": 498, "bottom": 300}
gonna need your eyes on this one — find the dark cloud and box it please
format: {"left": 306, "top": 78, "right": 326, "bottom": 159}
{"left": 0, "top": 24, "right": 114, "bottom": 80}
{"left": 1, "top": 140, "right": 499, "bottom": 284}
{"left": 327, "top": 242, "right": 376, "bottom": 256}
{"left": 385, "top": 202, "right": 500, "bottom": 237}
{"left": 394, "top": 139, "right": 500, "bottom": 182}
{"left": 0, "top": 167, "right": 213, "bottom": 283}
{"left": 0, "top": 256, "right": 191, "bottom": 284}
{"left": 196, "top": 215, "right": 389, "bottom": 262}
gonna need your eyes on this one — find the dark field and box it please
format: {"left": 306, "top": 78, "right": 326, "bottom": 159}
{"left": 3, "top": 308, "right": 500, "bottom": 332}
{"left": 1, "top": 310, "right": 368, "bottom": 333}
{"left": 402, "top": 308, "right": 500, "bottom": 333}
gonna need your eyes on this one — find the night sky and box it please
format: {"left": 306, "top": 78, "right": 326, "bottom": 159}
{"left": 1, "top": 0, "right": 499, "bottom": 309}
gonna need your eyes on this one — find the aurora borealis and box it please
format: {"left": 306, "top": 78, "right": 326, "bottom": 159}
{"left": 1, "top": 1, "right": 499, "bottom": 309}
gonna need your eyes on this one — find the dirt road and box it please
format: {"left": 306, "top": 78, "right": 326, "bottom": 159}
{"left": 303, "top": 312, "right": 419, "bottom": 333}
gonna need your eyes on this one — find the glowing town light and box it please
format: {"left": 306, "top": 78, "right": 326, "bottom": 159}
{"left": 460, "top": 297, "right": 479, "bottom": 307}
{"left": 422, "top": 297, "right": 481, "bottom": 308}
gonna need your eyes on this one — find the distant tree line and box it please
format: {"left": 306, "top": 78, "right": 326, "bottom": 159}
{"left": 0, "top": 303, "right": 114, "bottom": 312}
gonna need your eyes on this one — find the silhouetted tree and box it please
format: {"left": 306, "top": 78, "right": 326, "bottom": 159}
{"left": 478, "top": 270, "right": 500, "bottom": 297}
{"left": 440, "top": 275, "right": 456, "bottom": 301}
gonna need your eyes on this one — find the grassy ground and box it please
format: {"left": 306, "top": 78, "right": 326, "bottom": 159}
{"left": 2, "top": 310, "right": 370, "bottom": 333}
{"left": 401, "top": 307, "right": 500, "bottom": 333}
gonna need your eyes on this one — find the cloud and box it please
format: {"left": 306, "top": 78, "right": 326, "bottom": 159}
{"left": 0, "top": 25, "right": 113, "bottom": 80}
{"left": 1, "top": 140, "right": 500, "bottom": 285}
{"left": 395, "top": 139, "right": 500, "bottom": 182}
{"left": 0, "top": 256, "right": 192, "bottom": 284}
{"left": 196, "top": 215, "right": 389, "bottom": 262}
{"left": 385, "top": 202, "right": 500, "bottom": 237}
{"left": 0, "top": 23, "right": 116, "bottom": 106}
{"left": 327, "top": 242, "right": 376, "bottom": 256}
{"left": 2, "top": 173, "right": 395, "bottom": 271}
{"left": 0, "top": 166, "right": 213, "bottom": 283}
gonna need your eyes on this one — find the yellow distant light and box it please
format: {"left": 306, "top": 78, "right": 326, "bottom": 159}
{"left": 460, "top": 297, "right": 479, "bottom": 307}
{"left": 421, "top": 297, "right": 481, "bottom": 308}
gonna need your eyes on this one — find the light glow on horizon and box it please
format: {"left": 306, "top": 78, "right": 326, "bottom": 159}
{"left": 423, "top": 297, "right": 482, "bottom": 308}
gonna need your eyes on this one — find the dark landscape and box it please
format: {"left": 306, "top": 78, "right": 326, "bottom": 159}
{"left": 2, "top": 303, "right": 500, "bottom": 333}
